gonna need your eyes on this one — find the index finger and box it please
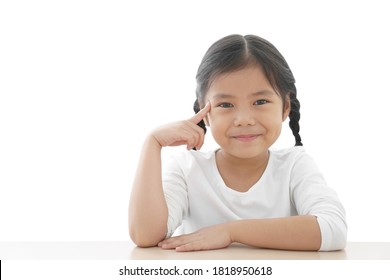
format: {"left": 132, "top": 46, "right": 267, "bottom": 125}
{"left": 189, "top": 102, "right": 211, "bottom": 124}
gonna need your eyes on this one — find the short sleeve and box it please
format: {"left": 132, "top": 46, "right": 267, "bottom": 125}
{"left": 162, "top": 154, "right": 189, "bottom": 238}
{"left": 290, "top": 151, "right": 347, "bottom": 251}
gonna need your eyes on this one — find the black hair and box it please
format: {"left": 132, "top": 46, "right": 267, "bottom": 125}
{"left": 193, "top": 34, "right": 302, "bottom": 146}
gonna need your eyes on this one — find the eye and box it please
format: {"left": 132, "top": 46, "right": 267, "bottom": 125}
{"left": 217, "top": 102, "right": 234, "bottom": 108}
{"left": 254, "top": 99, "right": 269, "bottom": 105}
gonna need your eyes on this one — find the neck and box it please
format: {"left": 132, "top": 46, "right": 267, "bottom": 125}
{"left": 217, "top": 149, "right": 270, "bottom": 173}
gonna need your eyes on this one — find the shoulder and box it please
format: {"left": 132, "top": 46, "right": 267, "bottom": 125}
{"left": 269, "top": 146, "right": 320, "bottom": 176}
{"left": 270, "top": 146, "right": 309, "bottom": 164}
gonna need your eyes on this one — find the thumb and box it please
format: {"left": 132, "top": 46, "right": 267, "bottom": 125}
{"left": 189, "top": 102, "right": 211, "bottom": 124}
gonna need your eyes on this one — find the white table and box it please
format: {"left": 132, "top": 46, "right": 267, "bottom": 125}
{"left": 0, "top": 242, "right": 389, "bottom": 260}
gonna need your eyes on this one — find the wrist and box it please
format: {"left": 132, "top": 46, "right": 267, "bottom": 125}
{"left": 227, "top": 220, "right": 240, "bottom": 243}
{"left": 145, "top": 133, "right": 163, "bottom": 150}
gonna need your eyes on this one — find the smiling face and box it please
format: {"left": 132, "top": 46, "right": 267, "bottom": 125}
{"left": 204, "top": 65, "right": 290, "bottom": 160}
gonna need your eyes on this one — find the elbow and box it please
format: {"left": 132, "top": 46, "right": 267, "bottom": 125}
{"left": 129, "top": 224, "right": 166, "bottom": 248}
{"left": 332, "top": 215, "right": 348, "bottom": 251}
{"left": 130, "top": 232, "right": 160, "bottom": 248}
{"left": 333, "top": 222, "right": 348, "bottom": 250}
{"left": 317, "top": 215, "right": 348, "bottom": 251}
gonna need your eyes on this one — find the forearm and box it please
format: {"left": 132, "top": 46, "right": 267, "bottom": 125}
{"left": 128, "top": 135, "right": 168, "bottom": 247}
{"left": 229, "top": 215, "right": 321, "bottom": 251}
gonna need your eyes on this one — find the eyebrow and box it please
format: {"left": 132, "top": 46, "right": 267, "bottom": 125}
{"left": 211, "top": 90, "right": 276, "bottom": 100}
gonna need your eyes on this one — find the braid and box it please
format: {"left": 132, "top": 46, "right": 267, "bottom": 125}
{"left": 288, "top": 90, "right": 303, "bottom": 146}
{"left": 193, "top": 99, "right": 207, "bottom": 134}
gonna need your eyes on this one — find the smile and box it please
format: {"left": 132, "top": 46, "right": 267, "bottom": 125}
{"left": 232, "top": 134, "right": 260, "bottom": 142}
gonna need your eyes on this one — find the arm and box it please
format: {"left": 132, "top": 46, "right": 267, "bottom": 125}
{"left": 290, "top": 151, "right": 347, "bottom": 251}
{"left": 128, "top": 135, "right": 167, "bottom": 247}
{"left": 230, "top": 215, "right": 321, "bottom": 250}
{"left": 128, "top": 103, "right": 211, "bottom": 247}
{"left": 158, "top": 215, "right": 321, "bottom": 251}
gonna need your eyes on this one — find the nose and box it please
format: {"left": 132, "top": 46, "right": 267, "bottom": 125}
{"left": 233, "top": 107, "right": 256, "bottom": 127}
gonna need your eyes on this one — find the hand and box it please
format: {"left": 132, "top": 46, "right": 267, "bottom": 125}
{"left": 158, "top": 223, "right": 233, "bottom": 252}
{"left": 151, "top": 102, "right": 211, "bottom": 150}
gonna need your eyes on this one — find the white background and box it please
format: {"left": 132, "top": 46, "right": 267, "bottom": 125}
{"left": 1, "top": 0, "right": 389, "bottom": 242}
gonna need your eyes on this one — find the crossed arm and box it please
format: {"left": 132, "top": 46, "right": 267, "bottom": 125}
{"left": 158, "top": 216, "right": 321, "bottom": 252}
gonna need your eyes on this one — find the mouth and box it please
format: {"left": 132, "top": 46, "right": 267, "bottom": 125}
{"left": 232, "top": 134, "right": 260, "bottom": 142}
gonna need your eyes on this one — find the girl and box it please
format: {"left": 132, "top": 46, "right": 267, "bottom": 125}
{"left": 128, "top": 34, "right": 347, "bottom": 252}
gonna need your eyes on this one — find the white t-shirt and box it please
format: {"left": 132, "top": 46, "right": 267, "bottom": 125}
{"left": 162, "top": 146, "right": 347, "bottom": 251}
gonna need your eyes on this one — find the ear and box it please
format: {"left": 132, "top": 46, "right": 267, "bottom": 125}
{"left": 282, "top": 94, "right": 291, "bottom": 121}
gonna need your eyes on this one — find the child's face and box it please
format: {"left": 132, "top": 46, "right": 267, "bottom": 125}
{"left": 205, "top": 65, "right": 290, "bottom": 159}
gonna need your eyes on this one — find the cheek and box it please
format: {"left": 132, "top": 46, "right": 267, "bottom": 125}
{"left": 208, "top": 108, "right": 232, "bottom": 123}
{"left": 264, "top": 117, "right": 284, "bottom": 140}
{"left": 208, "top": 112, "right": 228, "bottom": 137}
